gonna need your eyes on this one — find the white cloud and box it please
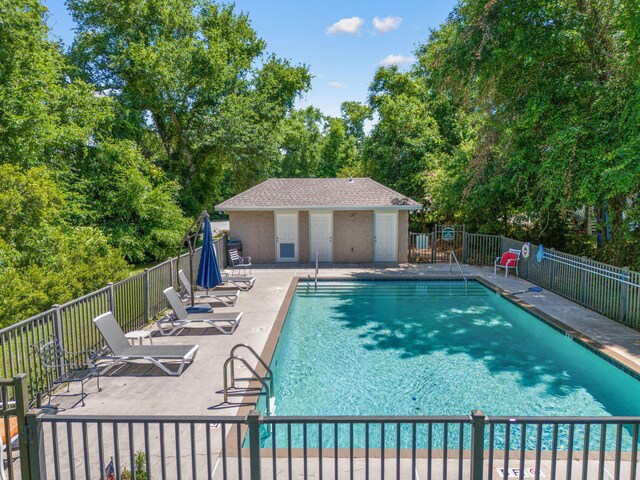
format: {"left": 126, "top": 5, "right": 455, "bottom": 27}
{"left": 328, "top": 81, "right": 345, "bottom": 89}
{"left": 373, "top": 16, "right": 403, "bottom": 34}
{"left": 326, "top": 17, "right": 365, "bottom": 35}
{"left": 379, "top": 54, "right": 416, "bottom": 67}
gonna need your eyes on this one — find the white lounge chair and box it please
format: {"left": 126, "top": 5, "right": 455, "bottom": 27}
{"left": 221, "top": 272, "right": 256, "bottom": 291}
{"left": 178, "top": 270, "right": 240, "bottom": 307}
{"left": 228, "top": 248, "right": 252, "bottom": 275}
{"left": 494, "top": 249, "right": 521, "bottom": 277}
{"left": 93, "top": 312, "right": 198, "bottom": 376}
{"left": 160, "top": 287, "right": 243, "bottom": 336}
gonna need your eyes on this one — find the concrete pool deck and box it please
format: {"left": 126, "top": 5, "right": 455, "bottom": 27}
{"left": 50, "top": 262, "right": 640, "bottom": 416}
{"left": 31, "top": 263, "right": 640, "bottom": 480}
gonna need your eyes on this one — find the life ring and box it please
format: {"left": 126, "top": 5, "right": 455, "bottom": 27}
{"left": 522, "top": 242, "right": 531, "bottom": 259}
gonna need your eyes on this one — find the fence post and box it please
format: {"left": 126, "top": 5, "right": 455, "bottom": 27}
{"left": 168, "top": 257, "right": 174, "bottom": 290}
{"left": 107, "top": 282, "right": 115, "bottom": 314}
{"left": 51, "top": 304, "right": 64, "bottom": 378}
{"left": 620, "top": 267, "right": 630, "bottom": 323}
{"left": 14, "top": 374, "right": 32, "bottom": 479}
{"left": 431, "top": 226, "right": 437, "bottom": 263}
{"left": 462, "top": 232, "right": 468, "bottom": 264}
{"left": 470, "top": 410, "right": 486, "bottom": 480}
{"left": 143, "top": 268, "right": 150, "bottom": 322}
{"left": 580, "top": 259, "right": 587, "bottom": 305}
{"left": 247, "top": 410, "right": 262, "bottom": 480}
{"left": 549, "top": 249, "right": 556, "bottom": 290}
{"left": 25, "top": 410, "right": 45, "bottom": 480}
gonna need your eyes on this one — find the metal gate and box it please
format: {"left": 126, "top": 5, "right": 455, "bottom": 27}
{"left": 409, "top": 224, "right": 465, "bottom": 263}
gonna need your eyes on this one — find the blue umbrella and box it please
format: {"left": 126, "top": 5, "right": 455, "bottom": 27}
{"left": 196, "top": 217, "right": 222, "bottom": 290}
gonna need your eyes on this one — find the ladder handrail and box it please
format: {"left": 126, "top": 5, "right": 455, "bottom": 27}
{"left": 223, "top": 355, "right": 272, "bottom": 415}
{"left": 314, "top": 251, "right": 319, "bottom": 292}
{"left": 449, "top": 251, "right": 468, "bottom": 295}
{"left": 229, "top": 344, "right": 274, "bottom": 394}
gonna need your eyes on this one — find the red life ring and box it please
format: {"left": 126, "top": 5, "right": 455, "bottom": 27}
{"left": 522, "top": 242, "right": 531, "bottom": 259}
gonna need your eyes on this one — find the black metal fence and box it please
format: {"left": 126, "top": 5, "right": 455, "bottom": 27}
{"left": 463, "top": 234, "right": 640, "bottom": 330}
{"left": 21, "top": 410, "right": 640, "bottom": 480}
{"left": 0, "top": 237, "right": 227, "bottom": 404}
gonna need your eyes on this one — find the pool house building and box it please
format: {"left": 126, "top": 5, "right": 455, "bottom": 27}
{"left": 215, "top": 177, "right": 421, "bottom": 263}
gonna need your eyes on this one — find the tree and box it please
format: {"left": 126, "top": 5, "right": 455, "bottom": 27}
{"left": 0, "top": 164, "right": 128, "bottom": 324}
{"left": 364, "top": 67, "right": 442, "bottom": 200}
{"left": 68, "top": 0, "right": 312, "bottom": 214}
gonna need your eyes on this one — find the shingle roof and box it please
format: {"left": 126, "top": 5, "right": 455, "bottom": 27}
{"left": 215, "top": 178, "right": 421, "bottom": 211}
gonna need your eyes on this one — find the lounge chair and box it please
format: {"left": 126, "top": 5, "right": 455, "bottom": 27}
{"left": 160, "top": 287, "right": 243, "bottom": 336}
{"left": 228, "top": 248, "right": 252, "bottom": 275}
{"left": 221, "top": 272, "right": 256, "bottom": 291}
{"left": 93, "top": 312, "right": 198, "bottom": 376}
{"left": 178, "top": 270, "right": 240, "bottom": 307}
{"left": 494, "top": 249, "right": 521, "bottom": 277}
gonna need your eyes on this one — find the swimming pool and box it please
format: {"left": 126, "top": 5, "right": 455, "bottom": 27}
{"left": 258, "top": 279, "right": 640, "bottom": 448}
{"left": 271, "top": 280, "right": 640, "bottom": 417}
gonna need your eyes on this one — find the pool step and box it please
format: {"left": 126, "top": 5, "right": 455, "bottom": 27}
{"left": 295, "top": 284, "right": 489, "bottom": 297}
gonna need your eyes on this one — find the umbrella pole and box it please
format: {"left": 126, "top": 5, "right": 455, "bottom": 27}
{"left": 189, "top": 251, "right": 195, "bottom": 307}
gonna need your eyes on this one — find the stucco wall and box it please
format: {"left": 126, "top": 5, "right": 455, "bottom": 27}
{"left": 333, "top": 210, "right": 373, "bottom": 262}
{"left": 397, "top": 210, "right": 409, "bottom": 263}
{"left": 299, "top": 211, "right": 309, "bottom": 263}
{"left": 228, "top": 211, "right": 275, "bottom": 263}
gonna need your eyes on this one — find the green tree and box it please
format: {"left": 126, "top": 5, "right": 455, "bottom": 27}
{"left": 277, "top": 107, "right": 325, "bottom": 177}
{"left": 0, "top": 165, "right": 128, "bottom": 324}
{"left": 364, "top": 66, "right": 442, "bottom": 200}
{"left": 68, "top": 0, "right": 312, "bottom": 213}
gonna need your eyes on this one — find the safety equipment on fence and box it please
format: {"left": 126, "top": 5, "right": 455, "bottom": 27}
{"left": 521, "top": 242, "right": 531, "bottom": 259}
{"left": 536, "top": 244, "right": 545, "bottom": 263}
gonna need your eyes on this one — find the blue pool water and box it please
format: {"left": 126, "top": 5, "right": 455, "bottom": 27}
{"left": 259, "top": 280, "right": 640, "bottom": 449}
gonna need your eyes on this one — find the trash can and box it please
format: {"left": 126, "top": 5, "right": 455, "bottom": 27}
{"left": 227, "top": 239, "right": 243, "bottom": 257}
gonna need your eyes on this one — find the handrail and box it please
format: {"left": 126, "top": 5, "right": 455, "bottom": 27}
{"left": 223, "top": 356, "right": 272, "bottom": 415}
{"left": 229, "top": 343, "right": 274, "bottom": 395}
{"left": 449, "top": 251, "right": 468, "bottom": 295}
{"left": 315, "top": 251, "right": 319, "bottom": 292}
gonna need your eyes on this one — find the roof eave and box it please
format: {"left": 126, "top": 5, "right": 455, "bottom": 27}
{"left": 215, "top": 205, "right": 421, "bottom": 212}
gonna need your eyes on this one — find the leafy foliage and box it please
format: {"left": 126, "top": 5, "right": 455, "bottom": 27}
{"left": 68, "top": 0, "right": 312, "bottom": 214}
{"left": 0, "top": 165, "right": 128, "bottom": 325}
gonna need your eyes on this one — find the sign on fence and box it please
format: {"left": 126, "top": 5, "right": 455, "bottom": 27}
{"left": 442, "top": 227, "right": 455, "bottom": 241}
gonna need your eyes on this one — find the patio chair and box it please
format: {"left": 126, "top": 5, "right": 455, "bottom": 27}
{"left": 160, "top": 287, "right": 243, "bottom": 336}
{"left": 221, "top": 272, "right": 256, "bottom": 291}
{"left": 178, "top": 270, "right": 240, "bottom": 307}
{"left": 494, "top": 249, "right": 521, "bottom": 277}
{"left": 93, "top": 312, "right": 199, "bottom": 376}
{"left": 228, "top": 249, "right": 252, "bottom": 275}
{"left": 33, "top": 337, "right": 101, "bottom": 408}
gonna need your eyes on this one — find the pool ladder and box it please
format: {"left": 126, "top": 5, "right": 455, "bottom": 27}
{"left": 449, "top": 251, "right": 468, "bottom": 295}
{"left": 223, "top": 344, "right": 275, "bottom": 415}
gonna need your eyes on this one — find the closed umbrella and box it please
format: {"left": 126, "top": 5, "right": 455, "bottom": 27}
{"left": 196, "top": 217, "right": 222, "bottom": 291}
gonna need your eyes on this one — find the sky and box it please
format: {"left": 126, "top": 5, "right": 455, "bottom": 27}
{"left": 42, "top": 0, "right": 458, "bottom": 117}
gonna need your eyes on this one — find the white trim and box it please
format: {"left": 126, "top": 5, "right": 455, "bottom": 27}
{"left": 216, "top": 205, "right": 419, "bottom": 212}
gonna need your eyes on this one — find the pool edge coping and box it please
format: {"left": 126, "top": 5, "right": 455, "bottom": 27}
{"left": 236, "top": 273, "right": 640, "bottom": 414}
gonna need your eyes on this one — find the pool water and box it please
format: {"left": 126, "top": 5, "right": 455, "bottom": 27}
{"left": 259, "top": 280, "right": 640, "bottom": 449}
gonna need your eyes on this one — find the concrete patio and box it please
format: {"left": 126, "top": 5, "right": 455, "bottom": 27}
{"left": 30, "top": 262, "right": 640, "bottom": 479}
{"left": 49, "top": 262, "right": 640, "bottom": 416}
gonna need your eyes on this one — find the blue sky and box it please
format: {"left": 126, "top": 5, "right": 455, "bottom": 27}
{"left": 43, "top": 0, "right": 458, "bottom": 117}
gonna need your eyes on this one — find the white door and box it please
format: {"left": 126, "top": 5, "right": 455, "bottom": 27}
{"left": 276, "top": 213, "right": 298, "bottom": 262}
{"left": 310, "top": 213, "right": 333, "bottom": 262}
{"left": 374, "top": 212, "right": 398, "bottom": 262}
